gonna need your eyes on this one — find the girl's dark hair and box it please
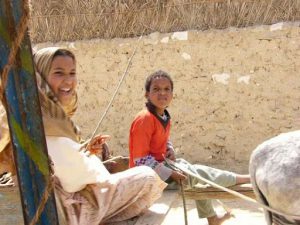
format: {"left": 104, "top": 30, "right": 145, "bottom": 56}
{"left": 145, "top": 70, "right": 173, "bottom": 92}
{"left": 53, "top": 49, "right": 76, "bottom": 62}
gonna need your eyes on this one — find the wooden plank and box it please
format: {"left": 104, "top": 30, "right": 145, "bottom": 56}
{"left": 183, "top": 184, "right": 255, "bottom": 200}
{"left": 0, "top": 186, "right": 23, "bottom": 225}
{"left": 0, "top": 1, "right": 58, "bottom": 224}
{"left": 184, "top": 190, "right": 255, "bottom": 200}
{"left": 134, "top": 190, "right": 178, "bottom": 225}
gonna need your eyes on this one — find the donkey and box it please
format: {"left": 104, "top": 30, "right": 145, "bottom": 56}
{"left": 249, "top": 130, "right": 300, "bottom": 225}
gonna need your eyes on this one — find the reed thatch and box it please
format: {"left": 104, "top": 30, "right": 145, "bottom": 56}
{"left": 29, "top": 0, "right": 300, "bottom": 43}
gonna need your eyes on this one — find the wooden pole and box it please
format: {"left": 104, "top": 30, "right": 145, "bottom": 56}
{"left": 0, "top": 1, "right": 59, "bottom": 224}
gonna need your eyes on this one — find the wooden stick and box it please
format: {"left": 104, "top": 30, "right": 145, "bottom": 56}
{"left": 180, "top": 180, "right": 188, "bottom": 225}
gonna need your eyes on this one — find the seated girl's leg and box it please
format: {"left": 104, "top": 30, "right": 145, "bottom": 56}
{"left": 103, "top": 166, "right": 167, "bottom": 223}
{"left": 191, "top": 164, "right": 237, "bottom": 188}
{"left": 236, "top": 174, "right": 250, "bottom": 184}
{"left": 175, "top": 158, "right": 237, "bottom": 219}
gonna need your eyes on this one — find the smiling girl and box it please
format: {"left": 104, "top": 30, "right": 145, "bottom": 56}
{"left": 47, "top": 51, "right": 77, "bottom": 106}
{"left": 1, "top": 47, "right": 167, "bottom": 225}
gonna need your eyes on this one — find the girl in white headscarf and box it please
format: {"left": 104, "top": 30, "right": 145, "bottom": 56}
{"left": 2, "top": 47, "right": 167, "bottom": 225}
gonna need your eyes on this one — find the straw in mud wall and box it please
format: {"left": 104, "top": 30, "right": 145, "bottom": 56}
{"left": 28, "top": 0, "right": 300, "bottom": 43}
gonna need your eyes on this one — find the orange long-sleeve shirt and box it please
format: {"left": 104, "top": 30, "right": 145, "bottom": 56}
{"left": 129, "top": 109, "right": 171, "bottom": 168}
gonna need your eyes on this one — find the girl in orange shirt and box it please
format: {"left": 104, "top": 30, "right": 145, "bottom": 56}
{"left": 129, "top": 70, "right": 250, "bottom": 225}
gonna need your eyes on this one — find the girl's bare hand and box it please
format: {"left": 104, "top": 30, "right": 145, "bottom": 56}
{"left": 166, "top": 150, "right": 176, "bottom": 161}
{"left": 170, "top": 170, "right": 187, "bottom": 184}
{"left": 87, "top": 134, "right": 110, "bottom": 154}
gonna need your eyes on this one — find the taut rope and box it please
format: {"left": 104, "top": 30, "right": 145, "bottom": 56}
{"left": 165, "top": 158, "right": 300, "bottom": 221}
{"left": 82, "top": 35, "right": 143, "bottom": 148}
{"left": 28, "top": 176, "right": 54, "bottom": 225}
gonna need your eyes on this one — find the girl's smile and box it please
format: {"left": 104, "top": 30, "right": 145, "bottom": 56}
{"left": 47, "top": 55, "right": 77, "bottom": 106}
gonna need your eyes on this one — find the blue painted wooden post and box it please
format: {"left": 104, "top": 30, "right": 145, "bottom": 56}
{"left": 0, "top": 1, "right": 59, "bottom": 225}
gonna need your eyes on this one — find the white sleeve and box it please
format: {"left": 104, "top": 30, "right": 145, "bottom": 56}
{"left": 46, "top": 136, "right": 111, "bottom": 192}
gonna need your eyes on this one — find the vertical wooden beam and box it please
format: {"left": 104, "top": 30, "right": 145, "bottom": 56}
{"left": 0, "top": 1, "right": 58, "bottom": 224}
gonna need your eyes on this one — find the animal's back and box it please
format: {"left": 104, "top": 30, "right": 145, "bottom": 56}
{"left": 249, "top": 130, "right": 300, "bottom": 224}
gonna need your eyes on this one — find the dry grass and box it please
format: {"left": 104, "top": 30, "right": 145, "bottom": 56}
{"left": 29, "top": 0, "right": 300, "bottom": 43}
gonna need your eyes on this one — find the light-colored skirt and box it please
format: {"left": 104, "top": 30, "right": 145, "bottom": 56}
{"left": 55, "top": 166, "right": 167, "bottom": 225}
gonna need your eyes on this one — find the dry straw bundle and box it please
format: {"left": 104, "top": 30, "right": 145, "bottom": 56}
{"left": 29, "top": 0, "right": 300, "bottom": 42}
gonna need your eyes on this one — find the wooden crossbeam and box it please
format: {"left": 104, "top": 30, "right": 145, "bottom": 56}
{"left": 183, "top": 184, "right": 255, "bottom": 200}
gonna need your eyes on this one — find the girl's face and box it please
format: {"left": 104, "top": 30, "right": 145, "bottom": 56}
{"left": 47, "top": 55, "right": 77, "bottom": 106}
{"left": 146, "top": 77, "right": 173, "bottom": 115}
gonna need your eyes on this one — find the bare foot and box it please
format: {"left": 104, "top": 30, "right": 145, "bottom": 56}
{"left": 207, "top": 212, "right": 232, "bottom": 225}
{"left": 236, "top": 174, "right": 250, "bottom": 184}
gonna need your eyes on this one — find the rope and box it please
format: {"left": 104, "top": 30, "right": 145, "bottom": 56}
{"left": 0, "top": 1, "right": 55, "bottom": 224}
{"left": 29, "top": 176, "right": 54, "bottom": 225}
{"left": 165, "top": 158, "right": 300, "bottom": 221}
{"left": 0, "top": 0, "right": 30, "bottom": 105}
{"left": 82, "top": 35, "right": 143, "bottom": 148}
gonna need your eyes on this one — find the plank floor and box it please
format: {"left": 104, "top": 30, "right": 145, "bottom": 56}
{"left": 0, "top": 188, "right": 266, "bottom": 225}
{"left": 109, "top": 189, "right": 266, "bottom": 225}
{"left": 161, "top": 194, "right": 266, "bottom": 225}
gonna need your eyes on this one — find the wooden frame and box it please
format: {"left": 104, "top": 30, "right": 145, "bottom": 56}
{"left": 183, "top": 184, "right": 255, "bottom": 200}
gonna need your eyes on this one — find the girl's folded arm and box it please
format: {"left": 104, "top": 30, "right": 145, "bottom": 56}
{"left": 46, "top": 136, "right": 110, "bottom": 192}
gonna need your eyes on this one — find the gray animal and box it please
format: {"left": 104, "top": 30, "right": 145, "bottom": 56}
{"left": 249, "top": 130, "right": 300, "bottom": 225}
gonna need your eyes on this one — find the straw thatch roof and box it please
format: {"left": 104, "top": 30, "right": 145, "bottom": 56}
{"left": 29, "top": 0, "right": 300, "bottom": 43}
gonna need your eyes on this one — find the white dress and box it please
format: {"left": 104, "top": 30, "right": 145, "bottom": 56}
{"left": 47, "top": 136, "right": 167, "bottom": 225}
